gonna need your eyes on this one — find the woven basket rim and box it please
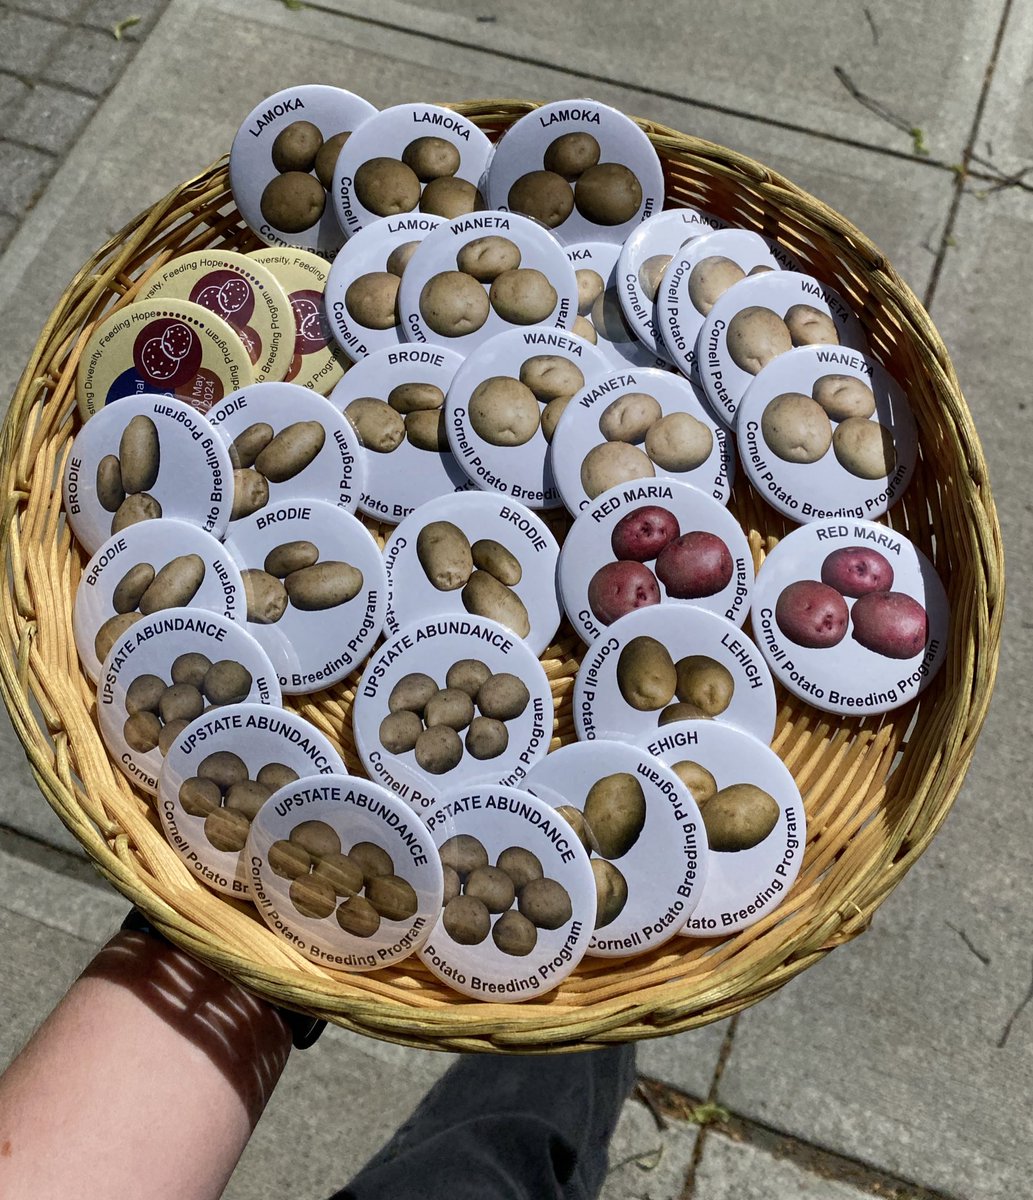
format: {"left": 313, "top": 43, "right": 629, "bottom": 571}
{"left": 0, "top": 100, "right": 1005, "bottom": 1051}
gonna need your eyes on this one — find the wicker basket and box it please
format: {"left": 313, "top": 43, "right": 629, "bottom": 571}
{"left": 0, "top": 100, "right": 1004, "bottom": 1052}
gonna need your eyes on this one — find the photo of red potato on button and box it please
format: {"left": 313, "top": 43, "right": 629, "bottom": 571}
{"left": 776, "top": 546, "right": 929, "bottom": 660}
{"left": 586, "top": 503, "right": 734, "bottom": 627}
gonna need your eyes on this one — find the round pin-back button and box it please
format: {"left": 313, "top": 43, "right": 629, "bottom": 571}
{"left": 138, "top": 249, "right": 296, "bottom": 385}
{"left": 230, "top": 85, "right": 378, "bottom": 254}
{"left": 383, "top": 490, "right": 561, "bottom": 655}
{"left": 640, "top": 720, "right": 805, "bottom": 937}
{"left": 557, "top": 478, "right": 754, "bottom": 644}
{"left": 63, "top": 393, "right": 233, "bottom": 556}
{"left": 352, "top": 615, "right": 554, "bottom": 809}
{"left": 76, "top": 299, "right": 254, "bottom": 419}
{"left": 222, "top": 498, "right": 387, "bottom": 695}
{"left": 327, "top": 343, "right": 468, "bottom": 523}
{"left": 248, "top": 774, "right": 443, "bottom": 970}
{"left": 548, "top": 366, "right": 734, "bottom": 514}
{"left": 417, "top": 783, "right": 596, "bottom": 1000}
{"left": 750, "top": 518, "right": 949, "bottom": 716}
{"left": 573, "top": 604, "right": 776, "bottom": 745}
{"left": 736, "top": 344, "right": 918, "bottom": 524}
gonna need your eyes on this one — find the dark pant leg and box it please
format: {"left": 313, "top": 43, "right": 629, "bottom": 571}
{"left": 331, "top": 1044, "right": 636, "bottom": 1200}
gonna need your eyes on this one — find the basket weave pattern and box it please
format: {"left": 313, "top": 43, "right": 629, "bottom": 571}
{"left": 0, "top": 101, "right": 1003, "bottom": 1052}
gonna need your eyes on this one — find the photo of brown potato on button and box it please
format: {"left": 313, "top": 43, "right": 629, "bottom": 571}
{"left": 508, "top": 171, "right": 575, "bottom": 229}
{"left": 644, "top": 413, "right": 713, "bottom": 472}
{"left": 271, "top": 121, "right": 323, "bottom": 173}
{"left": 354, "top": 157, "right": 421, "bottom": 218}
{"left": 228, "top": 420, "right": 326, "bottom": 519}
{"left": 95, "top": 552, "right": 206, "bottom": 663}
{"left": 726, "top": 306, "right": 793, "bottom": 375}
{"left": 506, "top": 132, "right": 643, "bottom": 232}
{"left": 403, "top": 136, "right": 461, "bottom": 182}
{"left": 761, "top": 393, "right": 833, "bottom": 464}
{"left": 812, "top": 374, "right": 876, "bottom": 421}
{"left": 583, "top": 393, "right": 714, "bottom": 498}
{"left": 182, "top": 755, "right": 298, "bottom": 854}
{"left": 456, "top": 236, "right": 522, "bottom": 282}
{"left": 415, "top": 521, "right": 532, "bottom": 639}
{"left": 576, "top": 268, "right": 605, "bottom": 314}
{"left": 437, "top": 830, "right": 550, "bottom": 956}
{"left": 519, "top": 355, "right": 584, "bottom": 403}
{"left": 344, "top": 272, "right": 400, "bottom": 331}
{"left": 345, "top": 379, "right": 449, "bottom": 457}
{"left": 418, "top": 236, "right": 562, "bottom": 339}
{"left": 544, "top": 132, "right": 601, "bottom": 179}
{"left": 784, "top": 304, "right": 839, "bottom": 347}
{"left": 551, "top": 771, "right": 644, "bottom": 930}
{"left": 572, "top": 316, "right": 598, "bottom": 343}
{"left": 674, "top": 655, "right": 734, "bottom": 716}
{"left": 241, "top": 542, "right": 363, "bottom": 625}
{"left": 637, "top": 255, "right": 671, "bottom": 305}
{"left": 580, "top": 441, "right": 655, "bottom": 500}
{"left": 421, "top": 178, "right": 484, "bottom": 219}
{"left": 698, "top": 784, "right": 779, "bottom": 852}
{"left": 616, "top": 635, "right": 677, "bottom": 712}
{"left": 386, "top": 240, "right": 420, "bottom": 278}
{"left": 314, "top": 132, "right": 350, "bottom": 190}
{"left": 269, "top": 822, "right": 418, "bottom": 938}
{"left": 419, "top": 271, "right": 491, "bottom": 338}
{"left": 99, "top": 415, "right": 164, "bottom": 537}
{"left": 599, "top": 393, "right": 662, "bottom": 443}
{"left": 513, "top": 354, "right": 586, "bottom": 445}
{"left": 760, "top": 376, "right": 898, "bottom": 481}
{"left": 379, "top": 663, "right": 529, "bottom": 774}
{"left": 122, "top": 655, "right": 253, "bottom": 759}
{"left": 688, "top": 255, "right": 746, "bottom": 317}
{"left": 345, "top": 398, "right": 405, "bottom": 453}
{"left": 468, "top": 377, "right": 541, "bottom": 447}
{"left": 488, "top": 269, "right": 558, "bottom": 325}
{"left": 574, "top": 163, "right": 643, "bottom": 226}
{"left": 260, "top": 119, "right": 355, "bottom": 234}
{"left": 833, "top": 418, "right": 896, "bottom": 479}
{"left": 261, "top": 172, "right": 325, "bottom": 234}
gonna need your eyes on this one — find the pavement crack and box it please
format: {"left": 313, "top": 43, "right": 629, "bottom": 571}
{"left": 832, "top": 66, "right": 926, "bottom": 150}
{"left": 634, "top": 1079, "right": 670, "bottom": 1132}
{"left": 923, "top": 0, "right": 1015, "bottom": 309}
{"left": 0, "top": 823, "right": 100, "bottom": 887}
{"left": 945, "top": 922, "right": 991, "bottom": 965}
{"left": 295, "top": 1, "right": 965, "bottom": 173}
{"left": 707, "top": 1015, "right": 739, "bottom": 1098}
{"left": 680, "top": 1015, "right": 740, "bottom": 1199}
{"left": 608, "top": 1140, "right": 665, "bottom": 1178}
{"left": 631, "top": 1073, "right": 964, "bottom": 1200}
{"left": 996, "top": 955, "right": 1033, "bottom": 1049}
{"left": 862, "top": 6, "right": 881, "bottom": 45}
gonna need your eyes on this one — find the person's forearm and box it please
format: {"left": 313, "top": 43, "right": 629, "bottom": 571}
{"left": 0, "top": 927, "right": 292, "bottom": 1200}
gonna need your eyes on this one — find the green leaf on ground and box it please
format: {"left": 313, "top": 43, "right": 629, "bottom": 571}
{"left": 686, "top": 1102, "right": 730, "bottom": 1126}
{"left": 111, "top": 15, "right": 141, "bottom": 40}
{"left": 910, "top": 127, "right": 930, "bottom": 157}
{"left": 278, "top": 0, "right": 306, "bottom": 8}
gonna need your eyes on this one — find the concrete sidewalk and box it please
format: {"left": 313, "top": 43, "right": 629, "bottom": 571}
{"left": 0, "top": 2, "right": 1029, "bottom": 1196}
